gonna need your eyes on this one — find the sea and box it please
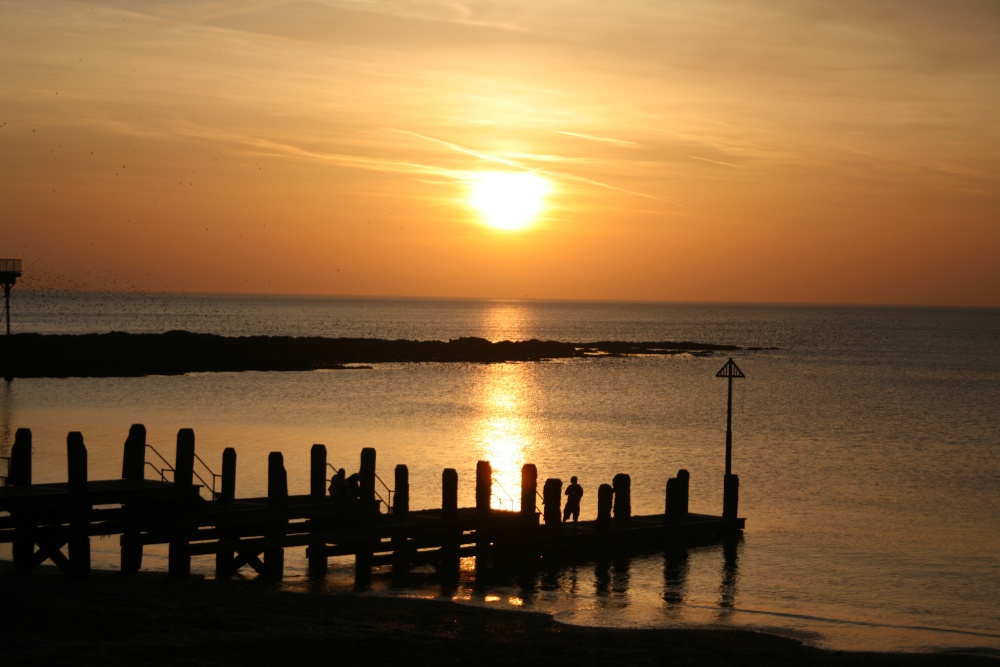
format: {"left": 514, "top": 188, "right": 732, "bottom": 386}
{"left": 1, "top": 292, "right": 997, "bottom": 655}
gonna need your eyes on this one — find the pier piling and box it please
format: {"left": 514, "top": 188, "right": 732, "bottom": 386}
{"left": 66, "top": 432, "right": 91, "bottom": 578}
{"left": 542, "top": 478, "right": 562, "bottom": 527}
{"left": 597, "top": 483, "right": 613, "bottom": 529}
{"left": 613, "top": 473, "right": 631, "bottom": 523}
{"left": 264, "top": 452, "right": 288, "bottom": 579}
{"left": 520, "top": 464, "right": 537, "bottom": 516}
{"left": 120, "top": 424, "right": 146, "bottom": 573}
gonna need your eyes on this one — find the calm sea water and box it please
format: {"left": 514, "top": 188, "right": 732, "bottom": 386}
{"left": 2, "top": 292, "right": 998, "bottom": 655}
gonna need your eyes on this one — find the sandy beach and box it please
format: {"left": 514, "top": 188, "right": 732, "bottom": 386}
{"left": 1, "top": 564, "right": 994, "bottom": 667}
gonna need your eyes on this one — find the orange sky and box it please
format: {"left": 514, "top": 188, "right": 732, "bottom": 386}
{"left": 2, "top": 1, "right": 998, "bottom": 306}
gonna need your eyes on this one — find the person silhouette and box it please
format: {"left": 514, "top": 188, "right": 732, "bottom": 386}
{"left": 563, "top": 476, "right": 583, "bottom": 522}
{"left": 328, "top": 468, "right": 347, "bottom": 499}
{"left": 346, "top": 472, "right": 362, "bottom": 501}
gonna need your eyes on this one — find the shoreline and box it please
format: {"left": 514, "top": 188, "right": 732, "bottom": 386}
{"left": 2, "top": 564, "right": 995, "bottom": 666}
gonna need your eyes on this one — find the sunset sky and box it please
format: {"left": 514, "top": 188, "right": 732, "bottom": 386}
{"left": 2, "top": 0, "right": 998, "bottom": 306}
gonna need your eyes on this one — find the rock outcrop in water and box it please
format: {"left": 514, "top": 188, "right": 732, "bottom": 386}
{"left": 2, "top": 331, "right": 752, "bottom": 378}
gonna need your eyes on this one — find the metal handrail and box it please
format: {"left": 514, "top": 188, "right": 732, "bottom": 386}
{"left": 145, "top": 445, "right": 174, "bottom": 481}
{"left": 145, "top": 444, "right": 218, "bottom": 500}
{"left": 492, "top": 476, "right": 515, "bottom": 511}
{"left": 373, "top": 472, "right": 393, "bottom": 513}
{"left": 192, "top": 451, "right": 220, "bottom": 499}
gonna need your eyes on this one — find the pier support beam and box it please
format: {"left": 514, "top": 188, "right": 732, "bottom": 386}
{"left": 440, "top": 468, "right": 459, "bottom": 578}
{"left": 120, "top": 424, "right": 146, "bottom": 574}
{"left": 10, "top": 429, "right": 33, "bottom": 572}
{"left": 121, "top": 424, "right": 146, "bottom": 481}
{"left": 215, "top": 448, "right": 238, "bottom": 578}
{"left": 596, "top": 483, "right": 613, "bottom": 529}
{"left": 264, "top": 452, "right": 288, "bottom": 580}
{"left": 391, "top": 465, "right": 411, "bottom": 573}
{"left": 308, "top": 444, "right": 328, "bottom": 576}
{"left": 359, "top": 447, "right": 376, "bottom": 505}
{"left": 520, "top": 464, "right": 537, "bottom": 516}
{"left": 355, "top": 448, "right": 377, "bottom": 584}
{"left": 612, "top": 473, "right": 631, "bottom": 524}
{"left": 542, "top": 478, "right": 562, "bottom": 527}
{"left": 394, "top": 465, "right": 409, "bottom": 516}
{"left": 476, "top": 461, "right": 492, "bottom": 515}
{"left": 665, "top": 469, "right": 690, "bottom": 523}
{"left": 168, "top": 429, "right": 195, "bottom": 578}
{"left": 67, "top": 432, "right": 91, "bottom": 578}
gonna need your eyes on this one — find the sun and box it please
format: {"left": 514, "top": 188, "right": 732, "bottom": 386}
{"left": 468, "top": 171, "right": 550, "bottom": 231}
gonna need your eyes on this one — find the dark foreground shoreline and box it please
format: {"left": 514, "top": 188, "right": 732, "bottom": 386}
{"left": 1, "top": 565, "right": 994, "bottom": 667}
{"left": 1, "top": 332, "right": 757, "bottom": 378}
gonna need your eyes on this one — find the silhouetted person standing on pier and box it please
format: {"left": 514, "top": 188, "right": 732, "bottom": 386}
{"left": 346, "top": 472, "right": 361, "bottom": 501}
{"left": 329, "top": 468, "right": 347, "bottom": 499}
{"left": 564, "top": 476, "right": 583, "bottom": 522}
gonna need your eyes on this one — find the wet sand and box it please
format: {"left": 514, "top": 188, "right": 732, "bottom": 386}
{"left": 1, "top": 565, "right": 994, "bottom": 667}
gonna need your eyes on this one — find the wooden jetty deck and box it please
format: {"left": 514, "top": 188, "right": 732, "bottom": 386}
{"left": 0, "top": 425, "right": 744, "bottom": 581}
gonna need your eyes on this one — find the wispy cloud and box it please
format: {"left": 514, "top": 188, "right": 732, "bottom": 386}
{"left": 551, "top": 130, "right": 640, "bottom": 149}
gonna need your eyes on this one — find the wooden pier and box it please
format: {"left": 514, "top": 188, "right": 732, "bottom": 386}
{"left": 0, "top": 425, "right": 744, "bottom": 581}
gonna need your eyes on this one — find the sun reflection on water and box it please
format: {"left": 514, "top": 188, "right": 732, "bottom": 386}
{"left": 470, "top": 362, "right": 539, "bottom": 510}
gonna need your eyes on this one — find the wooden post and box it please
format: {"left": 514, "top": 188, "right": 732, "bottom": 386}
{"left": 723, "top": 474, "right": 740, "bottom": 519}
{"left": 394, "top": 465, "right": 409, "bottom": 516}
{"left": 665, "top": 469, "right": 689, "bottom": 523}
{"left": 355, "top": 448, "right": 377, "bottom": 583}
{"left": 174, "top": 428, "right": 195, "bottom": 488}
{"left": 121, "top": 424, "right": 146, "bottom": 481}
{"left": 542, "top": 478, "right": 562, "bottom": 527}
{"left": 359, "top": 447, "right": 376, "bottom": 505}
{"left": 476, "top": 460, "right": 492, "bottom": 515}
{"left": 310, "top": 444, "right": 327, "bottom": 498}
{"left": 307, "top": 444, "right": 329, "bottom": 576}
{"left": 168, "top": 429, "right": 195, "bottom": 578}
{"left": 220, "top": 448, "right": 237, "bottom": 503}
{"left": 391, "top": 465, "right": 410, "bottom": 572}
{"left": 264, "top": 451, "right": 288, "bottom": 580}
{"left": 10, "top": 427, "right": 31, "bottom": 486}
{"left": 612, "top": 473, "right": 631, "bottom": 523}
{"left": 215, "top": 448, "right": 238, "bottom": 578}
{"left": 597, "top": 483, "right": 613, "bottom": 529}
{"left": 678, "top": 469, "right": 690, "bottom": 516}
{"left": 440, "top": 468, "right": 459, "bottom": 577}
{"left": 10, "top": 428, "right": 33, "bottom": 572}
{"left": 67, "top": 432, "right": 91, "bottom": 578}
{"left": 520, "top": 464, "right": 537, "bottom": 516}
{"left": 441, "top": 468, "right": 458, "bottom": 521}
{"left": 120, "top": 425, "right": 147, "bottom": 573}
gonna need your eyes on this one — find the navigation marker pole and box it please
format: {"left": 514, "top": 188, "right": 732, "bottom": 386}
{"left": 716, "top": 357, "right": 745, "bottom": 518}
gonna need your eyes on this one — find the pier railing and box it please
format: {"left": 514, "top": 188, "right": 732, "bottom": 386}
{"left": 492, "top": 476, "right": 516, "bottom": 511}
{"left": 144, "top": 444, "right": 220, "bottom": 500}
{"left": 374, "top": 472, "right": 393, "bottom": 513}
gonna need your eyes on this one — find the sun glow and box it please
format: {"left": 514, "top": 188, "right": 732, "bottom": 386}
{"left": 468, "top": 171, "right": 550, "bottom": 231}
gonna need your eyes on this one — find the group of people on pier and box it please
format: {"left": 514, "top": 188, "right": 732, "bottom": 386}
{"left": 328, "top": 468, "right": 362, "bottom": 501}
